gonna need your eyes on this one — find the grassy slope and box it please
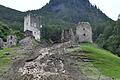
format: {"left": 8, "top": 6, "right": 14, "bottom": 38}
{"left": 0, "top": 48, "right": 16, "bottom": 74}
{"left": 67, "top": 43, "right": 120, "bottom": 79}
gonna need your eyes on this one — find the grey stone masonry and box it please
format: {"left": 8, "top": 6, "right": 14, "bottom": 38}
{"left": 61, "top": 29, "right": 75, "bottom": 42}
{"left": 76, "top": 22, "right": 93, "bottom": 43}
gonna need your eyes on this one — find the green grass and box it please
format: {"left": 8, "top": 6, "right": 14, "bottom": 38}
{"left": 67, "top": 43, "right": 120, "bottom": 79}
{"left": 0, "top": 48, "right": 16, "bottom": 74}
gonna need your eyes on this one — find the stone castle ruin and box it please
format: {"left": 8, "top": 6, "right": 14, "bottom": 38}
{"left": 0, "top": 15, "right": 93, "bottom": 49}
{"left": 61, "top": 22, "right": 93, "bottom": 43}
{"left": 24, "top": 14, "right": 92, "bottom": 43}
{"left": 0, "top": 14, "right": 90, "bottom": 49}
{"left": 24, "top": 14, "right": 41, "bottom": 40}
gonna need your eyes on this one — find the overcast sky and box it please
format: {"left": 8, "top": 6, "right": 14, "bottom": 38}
{"left": 0, "top": 0, "right": 120, "bottom": 20}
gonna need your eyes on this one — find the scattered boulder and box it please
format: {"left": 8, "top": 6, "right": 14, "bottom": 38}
{"left": 19, "top": 37, "right": 37, "bottom": 46}
{"left": 4, "top": 52, "right": 11, "bottom": 55}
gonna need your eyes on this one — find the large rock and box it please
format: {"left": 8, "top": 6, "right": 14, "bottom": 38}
{"left": 19, "top": 37, "right": 37, "bottom": 46}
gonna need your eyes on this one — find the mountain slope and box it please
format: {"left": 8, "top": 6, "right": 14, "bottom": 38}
{"left": 40, "top": 0, "right": 111, "bottom": 23}
{"left": 0, "top": 5, "right": 25, "bottom": 30}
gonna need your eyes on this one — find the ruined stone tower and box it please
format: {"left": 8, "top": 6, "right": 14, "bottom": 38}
{"left": 76, "top": 22, "right": 92, "bottom": 43}
{"left": 24, "top": 14, "right": 41, "bottom": 40}
{"left": 61, "top": 29, "right": 75, "bottom": 42}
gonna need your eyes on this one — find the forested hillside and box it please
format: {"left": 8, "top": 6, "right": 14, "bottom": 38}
{"left": 0, "top": 5, "right": 25, "bottom": 31}
{"left": 0, "top": 22, "right": 11, "bottom": 41}
{"left": 0, "top": 21, "right": 24, "bottom": 41}
{"left": 96, "top": 19, "right": 120, "bottom": 56}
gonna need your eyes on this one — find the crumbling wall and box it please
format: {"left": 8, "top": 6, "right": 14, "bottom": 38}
{"left": 61, "top": 29, "right": 75, "bottom": 42}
